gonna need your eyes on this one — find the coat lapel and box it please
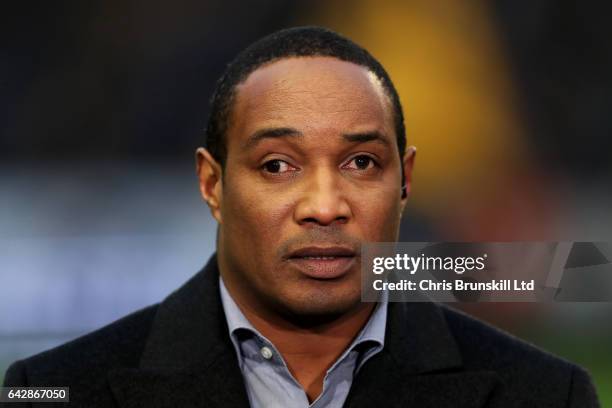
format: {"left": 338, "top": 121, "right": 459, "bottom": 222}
{"left": 108, "top": 254, "right": 500, "bottom": 407}
{"left": 345, "top": 302, "right": 500, "bottom": 408}
{"left": 108, "top": 255, "right": 250, "bottom": 407}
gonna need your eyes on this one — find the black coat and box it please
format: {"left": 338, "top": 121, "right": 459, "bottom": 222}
{"left": 3, "top": 255, "right": 600, "bottom": 407}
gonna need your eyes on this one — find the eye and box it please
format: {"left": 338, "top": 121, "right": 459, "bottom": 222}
{"left": 343, "top": 155, "right": 377, "bottom": 170}
{"left": 262, "top": 159, "right": 295, "bottom": 174}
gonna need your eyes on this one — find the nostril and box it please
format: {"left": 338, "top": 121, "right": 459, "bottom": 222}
{"left": 300, "top": 216, "right": 348, "bottom": 226}
{"left": 294, "top": 195, "right": 353, "bottom": 226}
{"left": 335, "top": 216, "right": 349, "bottom": 224}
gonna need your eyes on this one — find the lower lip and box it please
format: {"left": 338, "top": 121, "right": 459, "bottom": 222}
{"left": 288, "top": 256, "right": 356, "bottom": 280}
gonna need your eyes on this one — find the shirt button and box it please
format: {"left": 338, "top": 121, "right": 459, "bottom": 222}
{"left": 260, "top": 346, "right": 273, "bottom": 360}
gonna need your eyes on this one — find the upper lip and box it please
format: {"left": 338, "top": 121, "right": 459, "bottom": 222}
{"left": 287, "top": 246, "right": 357, "bottom": 259}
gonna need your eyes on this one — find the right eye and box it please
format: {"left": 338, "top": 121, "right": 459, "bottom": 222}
{"left": 262, "top": 159, "right": 295, "bottom": 174}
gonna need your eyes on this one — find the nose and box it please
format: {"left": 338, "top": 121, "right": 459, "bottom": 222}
{"left": 294, "top": 168, "right": 352, "bottom": 227}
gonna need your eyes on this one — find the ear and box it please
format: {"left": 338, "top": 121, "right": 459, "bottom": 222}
{"left": 400, "top": 146, "right": 417, "bottom": 212}
{"left": 196, "top": 147, "right": 223, "bottom": 223}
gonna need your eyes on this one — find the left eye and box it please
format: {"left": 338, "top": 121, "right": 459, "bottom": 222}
{"left": 344, "top": 155, "right": 376, "bottom": 170}
{"left": 262, "top": 159, "right": 295, "bottom": 174}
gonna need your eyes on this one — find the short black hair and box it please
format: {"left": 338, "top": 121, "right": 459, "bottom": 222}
{"left": 205, "top": 26, "right": 406, "bottom": 169}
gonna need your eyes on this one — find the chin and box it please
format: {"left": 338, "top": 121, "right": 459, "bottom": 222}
{"left": 274, "top": 284, "right": 363, "bottom": 324}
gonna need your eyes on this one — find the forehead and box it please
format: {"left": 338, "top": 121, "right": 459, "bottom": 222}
{"left": 228, "top": 56, "right": 395, "bottom": 146}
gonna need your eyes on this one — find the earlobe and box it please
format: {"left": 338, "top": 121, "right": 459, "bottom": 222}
{"left": 195, "top": 147, "right": 223, "bottom": 223}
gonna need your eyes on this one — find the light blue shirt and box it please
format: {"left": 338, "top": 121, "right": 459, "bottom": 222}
{"left": 219, "top": 277, "right": 388, "bottom": 408}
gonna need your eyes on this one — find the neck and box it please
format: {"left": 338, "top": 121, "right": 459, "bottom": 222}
{"left": 241, "top": 297, "right": 375, "bottom": 357}
{"left": 221, "top": 274, "right": 375, "bottom": 402}
{"left": 246, "top": 297, "right": 375, "bottom": 402}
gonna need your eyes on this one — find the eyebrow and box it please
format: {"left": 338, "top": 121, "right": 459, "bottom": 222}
{"left": 243, "top": 127, "right": 391, "bottom": 150}
{"left": 342, "top": 131, "right": 391, "bottom": 146}
{"left": 243, "top": 127, "right": 303, "bottom": 150}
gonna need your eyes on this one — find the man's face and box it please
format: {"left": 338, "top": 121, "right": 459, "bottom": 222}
{"left": 199, "top": 56, "right": 414, "bottom": 320}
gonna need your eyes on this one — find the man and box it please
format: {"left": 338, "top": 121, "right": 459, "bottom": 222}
{"left": 2, "top": 26, "right": 599, "bottom": 407}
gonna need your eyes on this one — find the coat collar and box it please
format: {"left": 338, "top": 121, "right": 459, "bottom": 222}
{"left": 108, "top": 254, "right": 500, "bottom": 407}
{"left": 344, "top": 301, "right": 499, "bottom": 407}
{"left": 108, "top": 254, "right": 250, "bottom": 407}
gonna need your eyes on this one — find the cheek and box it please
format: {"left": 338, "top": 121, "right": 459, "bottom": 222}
{"left": 353, "top": 186, "right": 402, "bottom": 241}
{"left": 221, "top": 174, "right": 295, "bottom": 252}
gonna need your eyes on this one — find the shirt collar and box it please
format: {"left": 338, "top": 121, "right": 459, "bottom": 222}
{"left": 219, "top": 276, "right": 387, "bottom": 362}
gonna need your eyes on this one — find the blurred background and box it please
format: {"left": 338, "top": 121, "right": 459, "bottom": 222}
{"left": 1, "top": 0, "right": 610, "bottom": 402}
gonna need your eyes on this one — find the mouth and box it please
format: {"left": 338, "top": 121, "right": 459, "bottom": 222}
{"left": 286, "top": 246, "right": 357, "bottom": 280}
